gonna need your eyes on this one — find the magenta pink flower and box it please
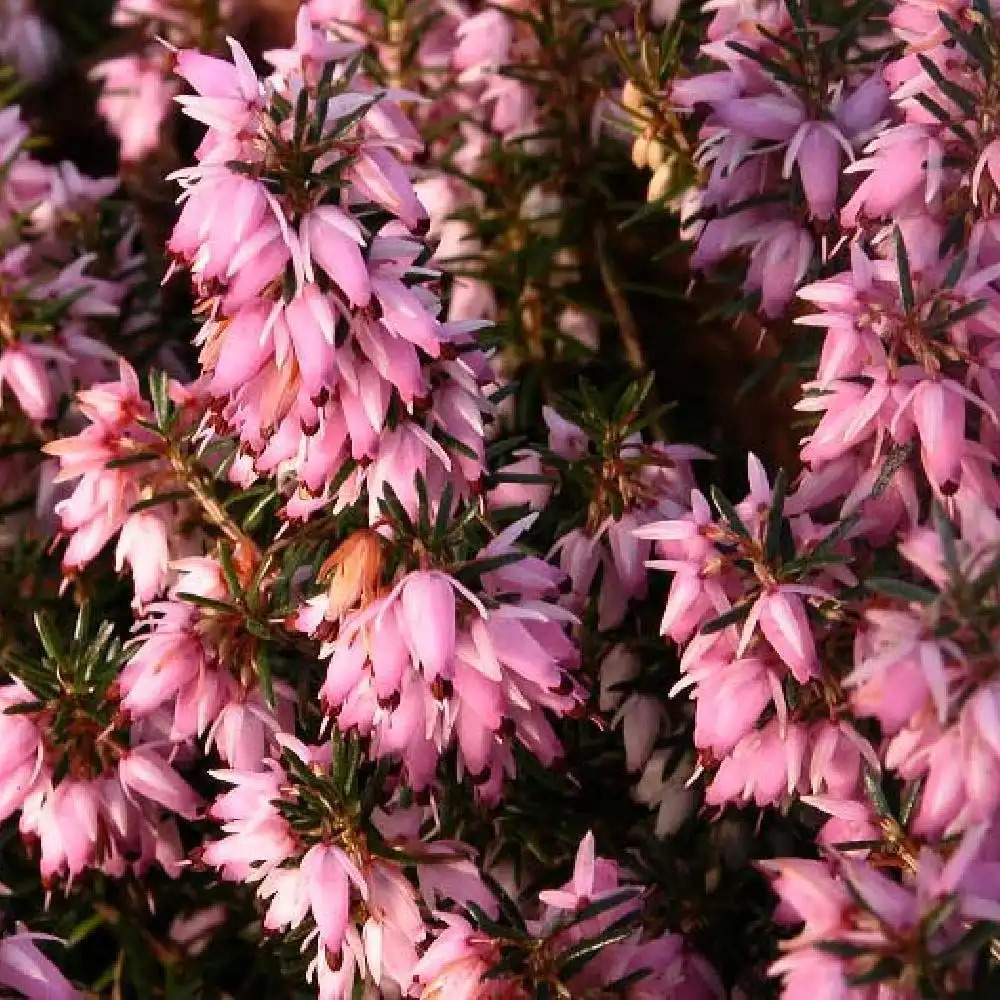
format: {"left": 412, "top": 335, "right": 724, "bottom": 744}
{"left": 44, "top": 362, "right": 194, "bottom": 603}
{"left": 118, "top": 747, "right": 202, "bottom": 820}
{"left": 683, "top": 649, "right": 772, "bottom": 757}
{"left": 304, "top": 519, "right": 581, "bottom": 797}
{"left": 168, "top": 40, "right": 495, "bottom": 519}
{"left": 745, "top": 587, "right": 821, "bottom": 684}
{"left": 706, "top": 719, "right": 809, "bottom": 808}
{"left": 0, "top": 928, "right": 80, "bottom": 1000}
{"left": 205, "top": 745, "right": 430, "bottom": 996}
{"left": 301, "top": 206, "right": 371, "bottom": 307}
{"left": 409, "top": 912, "right": 493, "bottom": 1000}
{"left": 174, "top": 39, "right": 264, "bottom": 135}
{"left": 399, "top": 570, "right": 458, "bottom": 679}
{"left": 92, "top": 51, "right": 176, "bottom": 163}
{"left": 0, "top": 343, "right": 55, "bottom": 422}
{"left": 537, "top": 831, "right": 637, "bottom": 916}
{"left": 2, "top": 673, "right": 194, "bottom": 883}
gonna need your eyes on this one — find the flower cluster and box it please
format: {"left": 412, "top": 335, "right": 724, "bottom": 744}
{"left": 298, "top": 515, "right": 583, "bottom": 800}
{"left": 43, "top": 362, "right": 196, "bottom": 600}
{"left": 0, "top": 612, "right": 198, "bottom": 885}
{"left": 92, "top": 0, "right": 238, "bottom": 164}
{"left": 0, "top": 90, "right": 146, "bottom": 564}
{"left": 667, "top": 0, "right": 891, "bottom": 315}
{"left": 413, "top": 831, "right": 722, "bottom": 1000}
{"left": 762, "top": 834, "right": 1000, "bottom": 998}
{"left": 307, "top": 0, "right": 622, "bottom": 345}
{"left": 121, "top": 552, "right": 295, "bottom": 769}
{"left": 543, "top": 396, "right": 709, "bottom": 630}
{"left": 168, "top": 27, "right": 494, "bottom": 522}
{"left": 205, "top": 753, "right": 719, "bottom": 1000}
{"left": 203, "top": 739, "right": 432, "bottom": 999}
{"left": 0, "top": 107, "right": 122, "bottom": 426}
{"left": 848, "top": 507, "right": 1000, "bottom": 839}
{"left": 638, "top": 1, "right": 1000, "bottom": 995}
{"left": 642, "top": 454, "right": 876, "bottom": 819}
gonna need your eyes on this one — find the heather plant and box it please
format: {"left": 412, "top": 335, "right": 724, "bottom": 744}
{"left": 0, "top": 1, "right": 998, "bottom": 999}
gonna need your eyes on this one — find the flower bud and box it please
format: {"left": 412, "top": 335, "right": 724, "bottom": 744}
{"left": 631, "top": 133, "right": 651, "bottom": 170}
{"left": 647, "top": 138, "right": 669, "bottom": 171}
{"left": 317, "top": 529, "right": 384, "bottom": 621}
{"left": 622, "top": 80, "right": 645, "bottom": 115}
{"left": 648, "top": 159, "right": 676, "bottom": 203}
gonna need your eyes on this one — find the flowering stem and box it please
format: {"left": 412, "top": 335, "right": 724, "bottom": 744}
{"left": 385, "top": 1, "right": 406, "bottom": 90}
{"left": 165, "top": 443, "right": 258, "bottom": 556}
{"left": 196, "top": 0, "right": 223, "bottom": 50}
{"left": 596, "top": 221, "right": 645, "bottom": 371}
{"left": 883, "top": 818, "right": 1000, "bottom": 962}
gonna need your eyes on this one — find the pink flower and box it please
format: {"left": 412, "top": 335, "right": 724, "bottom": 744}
{"left": 0, "top": 344, "right": 54, "bottom": 422}
{"left": 28, "top": 779, "right": 102, "bottom": 879}
{"left": 0, "top": 689, "right": 44, "bottom": 821}
{"left": 301, "top": 844, "right": 360, "bottom": 950}
{"left": 453, "top": 10, "right": 512, "bottom": 76}
{"left": 399, "top": 571, "right": 459, "bottom": 680}
{"left": 92, "top": 52, "right": 176, "bottom": 163}
{"left": 841, "top": 126, "right": 943, "bottom": 226}
{"left": 688, "top": 653, "right": 772, "bottom": 756}
{"left": 743, "top": 220, "right": 814, "bottom": 318}
{"left": 761, "top": 858, "right": 849, "bottom": 937}
{"left": 768, "top": 948, "right": 852, "bottom": 1000}
{"left": 301, "top": 206, "right": 370, "bottom": 307}
{"left": 410, "top": 913, "right": 492, "bottom": 1000}
{"left": 118, "top": 747, "right": 202, "bottom": 820}
{"left": 537, "top": 832, "right": 643, "bottom": 932}
{"left": 713, "top": 93, "right": 805, "bottom": 143}
{"left": 537, "top": 830, "right": 600, "bottom": 910}
{"left": 543, "top": 406, "right": 588, "bottom": 459}
{"left": 0, "top": 929, "right": 80, "bottom": 1000}
{"left": 348, "top": 148, "right": 428, "bottom": 232}
{"left": 706, "top": 720, "right": 808, "bottom": 808}
{"left": 174, "top": 38, "right": 264, "bottom": 135}
{"left": 905, "top": 377, "right": 972, "bottom": 490}
{"left": 748, "top": 588, "right": 821, "bottom": 684}
{"left": 115, "top": 512, "right": 171, "bottom": 607}
{"left": 784, "top": 123, "right": 843, "bottom": 220}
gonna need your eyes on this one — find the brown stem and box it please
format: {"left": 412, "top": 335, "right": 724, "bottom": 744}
{"left": 166, "top": 445, "right": 259, "bottom": 557}
{"left": 595, "top": 222, "right": 645, "bottom": 371}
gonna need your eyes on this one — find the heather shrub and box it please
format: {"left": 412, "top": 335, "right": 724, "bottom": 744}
{"left": 0, "top": 1, "right": 998, "bottom": 998}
